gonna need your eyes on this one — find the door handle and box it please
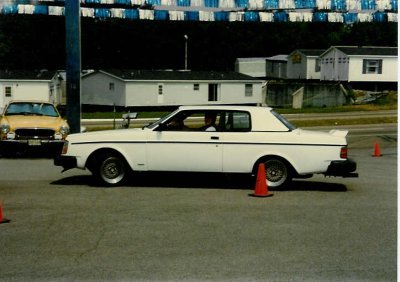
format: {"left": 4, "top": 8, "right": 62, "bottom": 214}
{"left": 211, "top": 136, "right": 219, "bottom": 140}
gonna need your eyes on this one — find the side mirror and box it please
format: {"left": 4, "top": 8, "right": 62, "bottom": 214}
{"left": 122, "top": 112, "right": 138, "bottom": 128}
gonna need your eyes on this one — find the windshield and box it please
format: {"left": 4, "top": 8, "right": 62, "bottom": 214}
{"left": 5, "top": 102, "right": 60, "bottom": 117}
{"left": 145, "top": 110, "right": 178, "bottom": 129}
{"left": 271, "top": 110, "right": 297, "bottom": 131}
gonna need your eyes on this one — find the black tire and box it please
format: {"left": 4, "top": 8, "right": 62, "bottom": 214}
{"left": 93, "top": 152, "right": 128, "bottom": 187}
{"left": 261, "top": 158, "right": 292, "bottom": 188}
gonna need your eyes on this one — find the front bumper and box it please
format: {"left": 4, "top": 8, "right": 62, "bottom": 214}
{"left": 325, "top": 159, "right": 358, "bottom": 177}
{"left": 0, "top": 140, "right": 66, "bottom": 155}
{"left": 54, "top": 155, "right": 77, "bottom": 172}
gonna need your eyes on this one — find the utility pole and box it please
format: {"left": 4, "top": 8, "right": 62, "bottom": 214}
{"left": 184, "top": 34, "right": 188, "bottom": 70}
{"left": 65, "top": 0, "right": 81, "bottom": 133}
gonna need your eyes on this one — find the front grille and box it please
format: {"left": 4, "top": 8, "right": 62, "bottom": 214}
{"left": 15, "top": 128, "right": 55, "bottom": 140}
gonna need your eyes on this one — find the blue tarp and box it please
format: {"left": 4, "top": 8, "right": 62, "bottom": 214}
{"left": 343, "top": 12, "right": 358, "bottom": 23}
{"left": 331, "top": 0, "right": 346, "bottom": 10}
{"left": 125, "top": 9, "right": 139, "bottom": 19}
{"left": 294, "top": 0, "right": 316, "bottom": 9}
{"left": 34, "top": 5, "right": 49, "bottom": 15}
{"left": 361, "top": 0, "right": 375, "bottom": 9}
{"left": 177, "top": 0, "right": 191, "bottom": 6}
{"left": 391, "top": 0, "right": 398, "bottom": 10}
{"left": 154, "top": 10, "right": 169, "bottom": 20}
{"left": 1, "top": 4, "right": 18, "bottom": 14}
{"left": 264, "top": 0, "right": 279, "bottom": 8}
{"left": 146, "top": 0, "right": 162, "bottom": 5}
{"left": 184, "top": 11, "right": 199, "bottom": 20}
{"left": 313, "top": 12, "right": 328, "bottom": 21}
{"left": 214, "top": 11, "right": 230, "bottom": 21}
{"left": 373, "top": 11, "right": 387, "bottom": 21}
{"left": 273, "top": 11, "right": 288, "bottom": 22}
{"left": 244, "top": 11, "right": 259, "bottom": 21}
{"left": 95, "top": 8, "right": 111, "bottom": 18}
{"left": 204, "top": 0, "right": 219, "bottom": 7}
{"left": 115, "top": 0, "right": 132, "bottom": 4}
{"left": 235, "top": 0, "right": 249, "bottom": 8}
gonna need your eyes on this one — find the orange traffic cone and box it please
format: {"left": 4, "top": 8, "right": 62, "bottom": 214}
{"left": 249, "top": 163, "right": 274, "bottom": 198}
{"left": 0, "top": 203, "right": 10, "bottom": 224}
{"left": 372, "top": 142, "right": 382, "bottom": 157}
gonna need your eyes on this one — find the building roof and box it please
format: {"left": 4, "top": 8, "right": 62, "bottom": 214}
{"left": 98, "top": 69, "right": 261, "bottom": 81}
{"left": 0, "top": 69, "right": 56, "bottom": 80}
{"left": 236, "top": 57, "right": 268, "bottom": 62}
{"left": 266, "top": 55, "right": 288, "bottom": 62}
{"left": 295, "top": 49, "right": 326, "bottom": 56}
{"left": 323, "top": 46, "right": 398, "bottom": 57}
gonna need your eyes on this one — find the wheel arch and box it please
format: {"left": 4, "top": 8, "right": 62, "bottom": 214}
{"left": 86, "top": 147, "right": 130, "bottom": 173}
{"left": 252, "top": 154, "right": 297, "bottom": 176}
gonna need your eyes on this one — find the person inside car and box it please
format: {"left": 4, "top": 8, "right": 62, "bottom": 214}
{"left": 203, "top": 112, "right": 217, "bottom": 131}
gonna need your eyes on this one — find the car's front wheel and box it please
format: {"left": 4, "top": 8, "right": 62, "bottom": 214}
{"left": 260, "top": 158, "right": 292, "bottom": 188}
{"left": 93, "top": 152, "right": 128, "bottom": 187}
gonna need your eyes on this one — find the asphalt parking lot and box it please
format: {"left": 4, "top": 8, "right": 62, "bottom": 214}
{"left": 0, "top": 140, "right": 397, "bottom": 281}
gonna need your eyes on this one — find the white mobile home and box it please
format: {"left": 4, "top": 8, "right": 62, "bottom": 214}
{"left": 0, "top": 70, "right": 59, "bottom": 110}
{"left": 287, "top": 49, "right": 325, "bottom": 80}
{"left": 320, "top": 46, "right": 398, "bottom": 82}
{"left": 82, "top": 70, "right": 263, "bottom": 107}
{"left": 235, "top": 57, "right": 268, "bottom": 78}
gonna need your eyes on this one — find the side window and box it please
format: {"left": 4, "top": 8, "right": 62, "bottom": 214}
{"left": 221, "top": 111, "right": 251, "bottom": 132}
{"left": 161, "top": 111, "right": 221, "bottom": 132}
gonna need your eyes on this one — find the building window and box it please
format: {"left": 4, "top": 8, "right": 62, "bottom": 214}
{"left": 208, "top": 84, "right": 218, "bottom": 101}
{"left": 158, "top": 84, "right": 163, "bottom": 95}
{"left": 363, "top": 59, "right": 383, "bottom": 74}
{"left": 109, "top": 82, "right": 114, "bottom": 91}
{"left": 4, "top": 86, "right": 11, "bottom": 97}
{"left": 193, "top": 84, "right": 200, "bottom": 91}
{"left": 245, "top": 84, "right": 253, "bottom": 97}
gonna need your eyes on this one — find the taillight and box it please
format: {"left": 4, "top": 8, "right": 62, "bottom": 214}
{"left": 340, "top": 146, "right": 348, "bottom": 159}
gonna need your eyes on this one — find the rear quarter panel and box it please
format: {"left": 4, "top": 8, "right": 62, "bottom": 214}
{"left": 222, "top": 130, "right": 346, "bottom": 175}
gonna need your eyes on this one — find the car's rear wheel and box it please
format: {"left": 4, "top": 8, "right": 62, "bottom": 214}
{"left": 261, "top": 158, "right": 292, "bottom": 188}
{"left": 93, "top": 152, "right": 128, "bottom": 187}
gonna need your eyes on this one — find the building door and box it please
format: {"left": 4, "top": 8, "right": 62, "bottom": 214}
{"left": 208, "top": 83, "right": 218, "bottom": 101}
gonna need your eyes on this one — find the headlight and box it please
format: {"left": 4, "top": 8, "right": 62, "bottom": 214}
{"left": 60, "top": 125, "right": 70, "bottom": 136}
{"left": 1, "top": 124, "right": 9, "bottom": 134}
{"left": 1, "top": 124, "right": 10, "bottom": 138}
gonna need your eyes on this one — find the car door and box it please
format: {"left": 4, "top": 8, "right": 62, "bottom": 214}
{"left": 145, "top": 111, "right": 223, "bottom": 172}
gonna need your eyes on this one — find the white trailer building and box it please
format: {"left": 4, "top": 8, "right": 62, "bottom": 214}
{"left": 81, "top": 69, "right": 263, "bottom": 107}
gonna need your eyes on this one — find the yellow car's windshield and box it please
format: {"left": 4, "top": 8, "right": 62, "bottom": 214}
{"left": 5, "top": 102, "right": 59, "bottom": 117}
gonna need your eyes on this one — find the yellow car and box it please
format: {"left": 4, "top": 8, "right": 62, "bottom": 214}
{"left": 0, "top": 101, "right": 69, "bottom": 155}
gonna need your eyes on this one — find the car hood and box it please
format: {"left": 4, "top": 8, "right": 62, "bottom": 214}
{"left": 67, "top": 128, "right": 145, "bottom": 142}
{"left": 3, "top": 115, "right": 67, "bottom": 130}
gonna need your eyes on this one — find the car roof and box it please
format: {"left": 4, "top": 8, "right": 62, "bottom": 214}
{"left": 177, "top": 105, "right": 273, "bottom": 112}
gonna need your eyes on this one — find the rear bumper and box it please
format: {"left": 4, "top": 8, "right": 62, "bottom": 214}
{"left": 54, "top": 155, "right": 77, "bottom": 171}
{"left": 325, "top": 159, "right": 358, "bottom": 177}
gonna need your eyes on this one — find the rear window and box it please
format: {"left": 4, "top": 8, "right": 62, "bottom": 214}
{"left": 220, "top": 111, "right": 251, "bottom": 132}
{"left": 271, "top": 110, "right": 296, "bottom": 131}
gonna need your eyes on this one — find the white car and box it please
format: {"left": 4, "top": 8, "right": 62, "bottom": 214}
{"left": 54, "top": 105, "right": 357, "bottom": 187}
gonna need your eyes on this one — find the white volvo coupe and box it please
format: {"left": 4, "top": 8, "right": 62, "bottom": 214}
{"left": 55, "top": 106, "right": 358, "bottom": 187}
